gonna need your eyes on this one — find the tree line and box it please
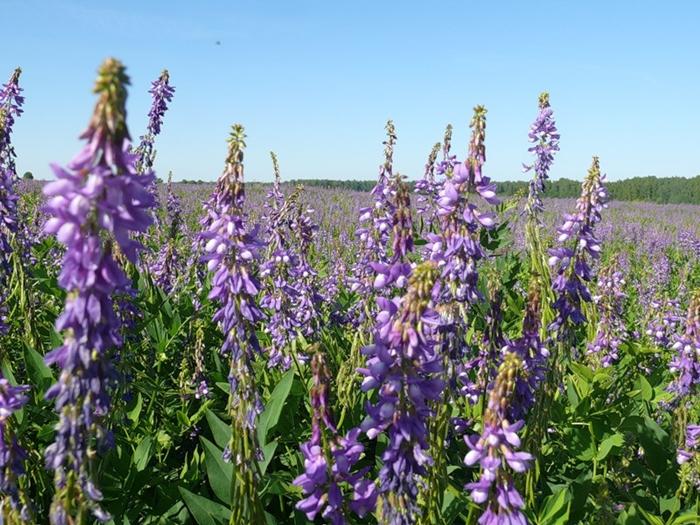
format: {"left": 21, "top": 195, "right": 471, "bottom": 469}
{"left": 288, "top": 176, "right": 700, "bottom": 205}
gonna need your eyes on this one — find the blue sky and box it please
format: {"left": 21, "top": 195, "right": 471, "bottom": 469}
{"left": 4, "top": 1, "right": 700, "bottom": 182}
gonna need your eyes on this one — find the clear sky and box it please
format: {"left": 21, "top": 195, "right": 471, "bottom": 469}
{"left": 4, "top": 0, "right": 700, "bottom": 182}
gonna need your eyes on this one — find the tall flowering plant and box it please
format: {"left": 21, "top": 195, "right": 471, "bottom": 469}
{"left": 358, "top": 262, "right": 444, "bottom": 524}
{"left": 548, "top": 157, "right": 608, "bottom": 333}
{"left": 294, "top": 352, "right": 377, "bottom": 523}
{"left": 199, "top": 124, "right": 266, "bottom": 523}
{"left": 587, "top": 260, "right": 628, "bottom": 368}
{"left": 464, "top": 352, "right": 533, "bottom": 525}
{"left": 42, "top": 58, "right": 155, "bottom": 523}
{"left": 348, "top": 121, "right": 398, "bottom": 325}
{"left": 428, "top": 106, "right": 499, "bottom": 308}
{"left": 0, "top": 378, "right": 30, "bottom": 523}
{"left": 134, "top": 69, "right": 175, "bottom": 177}
{"left": 0, "top": 68, "right": 24, "bottom": 335}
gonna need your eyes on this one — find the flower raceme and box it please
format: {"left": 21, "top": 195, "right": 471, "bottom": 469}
{"left": 294, "top": 352, "right": 377, "bottom": 523}
{"left": 358, "top": 262, "right": 444, "bottom": 525}
{"left": 42, "top": 58, "right": 155, "bottom": 524}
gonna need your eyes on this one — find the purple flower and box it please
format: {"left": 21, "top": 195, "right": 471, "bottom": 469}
{"left": 0, "top": 376, "right": 30, "bottom": 520}
{"left": 0, "top": 68, "right": 25, "bottom": 335}
{"left": 347, "top": 121, "right": 398, "bottom": 325}
{"left": 134, "top": 69, "right": 175, "bottom": 176}
{"left": 42, "top": 58, "right": 155, "bottom": 524}
{"left": 294, "top": 353, "right": 376, "bottom": 523}
{"left": 587, "top": 260, "right": 628, "bottom": 367}
{"left": 667, "top": 291, "right": 700, "bottom": 403}
{"left": 464, "top": 352, "right": 532, "bottom": 525}
{"left": 199, "top": 124, "right": 266, "bottom": 521}
{"left": 415, "top": 142, "right": 442, "bottom": 230}
{"left": 549, "top": 157, "right": 608, "bottom": 333}
{"left": 428, "top": 106, "right": 499, "bottom": 306}
{"left": 151, "top": 172, "right": 184, "bottom": 293}
{"left": 524, "top": 92, "right": 559, "bottom": 219}
{"left": 358, "top": 262, "right": 444, "bottom": 524}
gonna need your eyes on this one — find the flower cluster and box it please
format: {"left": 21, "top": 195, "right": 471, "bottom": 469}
{"left": 677, "top": 424, "right": 700, "bottom": 490}
{"left": 667, "top": 291, "right": 700, "bottom": 403}
{"left": 134, "top": 69, "right": 175, "bottom": 176}
{"left": 359, "top": 262, "right": 444, "bottom": 524}
{"left": 587, "top": 261, "right": 627, "bottom": 367}
{"left": 427, "top": 106, "right": 499, "bottom": 306}
{"left": 0, "top": 68, "right": 24, "bottom": 335}
{"left": 414, "top": 142, "right": 441, "bottom": 229}
{"left": 523, "top": 92, "right": 559, "bottom": 219}
{"left": 348, "top": 121, "right": 398, "bottom": 324}
{"left": 0, "top": 376, "right": 30, "bottom": 521}
{"left": 646, "top": 296, "right": 683, "bottom": 348}
{"left": 549, "top": 157, "right": 608, "bottom": 332}
{"left": 42, "top": 58, "right": 155, "bottom": 523}
{"left": 151, "top": 172, "right": 184, "bottom": 294}
{"left": 464, "top": 352, "right": 532, "bottom": 525}
{"left": 199, "top": 124, "right": 266, "bottom": 522}
{"left": 294, "top": 352, "right": 377, "bottom": 523}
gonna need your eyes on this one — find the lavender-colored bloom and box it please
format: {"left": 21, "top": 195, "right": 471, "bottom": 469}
{"left": 427, "top": 106, "right": 499, "bottom": 306}
{"left": 151, "top": 172, "right": 184, "bottom": 293}
{"left": 464, "top": 352, "right": 532, "bottom": 525}
{"left": 667, "top": 291, "right": 700, "bottom": 403}
{"left": 587, "top": 261, "right": 627, "bottom": 367}
{"left": 677, "top": 423, "right": 700, "bottom": 490}
{"left": 42, "top": 58, "right": 155, "bottom": 523}
{"left": 524, "top": 92, "right": 559, "bottom": 219}
{"left": 646, "top": 296, "right": 683, "bottom": 348}
{"left": 549, "top": 157, "right": 608, "bottom": 332}
{"left": 134, "top": 69, "right": 175, "bottom": 176}
{"left": 348, "top": 121, "right": 398, "bottom": 325}
{"left": 294, "top": 353, "right": 377, "bottom": 523}
{"left": 0, "top": 377, "right": 30, "bottom": 520}
{"left": 415, "top": 142, "right": 441, "bottom": 230}
{"left": 0, "top": 68, "right": 25, "bottom": 335}
{"left": 358, "top": 262, "right": 444, "bottom": 524}
{"left": 199, "top": 124, "right": 266, "bottom": 521}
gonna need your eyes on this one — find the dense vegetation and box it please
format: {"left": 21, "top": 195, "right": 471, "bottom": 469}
{"left": 1, "top": 60, "right": 700, "bottom": 525}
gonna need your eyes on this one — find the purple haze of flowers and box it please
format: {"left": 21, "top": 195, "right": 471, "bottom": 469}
{"left": 548, "top": 157, "right": 608, "bottom": 332}
{"left": 348, "top": 121, "right": 397, "bottom": 324}
{"left": 587, "top": 261, "right": 627, "bottom": 368}
{"left": 667, "top": 291, "right": 700, "bottom": 404}
{"left": 0, "top": 68, "right": 24, "bottom": 335}
{"left": 464, "top": 352, "right": 532, "bottom": 525}
{"left": 151, "top": 172, "right": 184, "bottom": 294}
{"left": 294, "top": 352, "right": 377, "bottom": 523}
{"left": 358, "top": 262, "right": 444, "bottom": 524}
{"left": 0, "top": 376, "right": 30, "bottom": 520}
{"left": 199, "top": 124, "right": 266, "bottom": 521}
{"left": 427, "top": 106, "right": 499, "bottom": 306}
{"left": 523, "top": 93, "right": 559, "bottom": 219}
{"left": 42, "top": 58, "right": 155, "bottom": 524}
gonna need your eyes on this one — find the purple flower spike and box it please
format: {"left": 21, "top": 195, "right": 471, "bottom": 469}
{"left": 667, "top": 291, "right": 700, "bottom": 404}
{"left": 294, "top": 353, "right": 376, "bottom": 523}
{"left": 587, "top": 260, "right": 628, "bottom": 368}
{"left": 524, "top": 92, "right": 559, "bottom": 220}
{"left": 549, "top": 157, "right": 608, "bottom": 334}
{"left": 199, "top": 124, "right": 266, "bottom": 521}
{"left": 359, "top": 262, "right": 444, "bottom": 524}
{"left": 43, "top": 58, "right": 155, "bottom": 524}
{"left": 0, "top": 68, "right": 25, "bottom": 335}
{"left": 0, "top": 376, "right": 30, "bottom": 520}
{"left": 464, "top": 352, "right": 532, "bottom": 525}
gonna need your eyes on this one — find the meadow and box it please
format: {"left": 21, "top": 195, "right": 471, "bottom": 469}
{"left": 1, "top": 59, "right": 699, "bottom": 525}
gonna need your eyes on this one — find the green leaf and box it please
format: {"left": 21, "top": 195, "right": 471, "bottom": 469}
{"left": 259, "top": 440, "right": 278, "bottom": 475}
{"left": 127, "top": 393, "right": 143, "bottom": 425}
{"left": 537, "top": 487, "right": 570, "bottom": 525}
{"left": 671, "top": 512, "right": 700, "bottom": 524}
{"left": 23, "top": 346, "right": 53, "bottom": 392}
{"left": 634, "top": 375, "right": 653, "bottom": 401}
{"left": 205, "top": 410, "right": 231, "bottom": 450}
{"left": 596, "top": 433, "right": 624, "bottom": 461}
{"left": 258, "top": 370, "right": 294, "bottom": 445}
{"left": 568, "top": 362, "right": 594, "bottom": 382}
{"left": 178, "top": 487, "right": 230, "bottom": 525}
{"left": 635, "top": 506, "right": 664, "bottom": 525}
{"left": 133, "top": 436, "right": 153, "bottom": 472}
{"left": 200, "top": 437, "right": 233, "bottom": 504}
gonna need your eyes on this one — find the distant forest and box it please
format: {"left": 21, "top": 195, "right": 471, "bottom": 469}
{"left": 285, "top": 176, "right": 700, "bottom": 205}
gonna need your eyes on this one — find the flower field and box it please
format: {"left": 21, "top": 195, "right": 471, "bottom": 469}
{"left": 1, "top": 59, "right": 700, "bottom": 525}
